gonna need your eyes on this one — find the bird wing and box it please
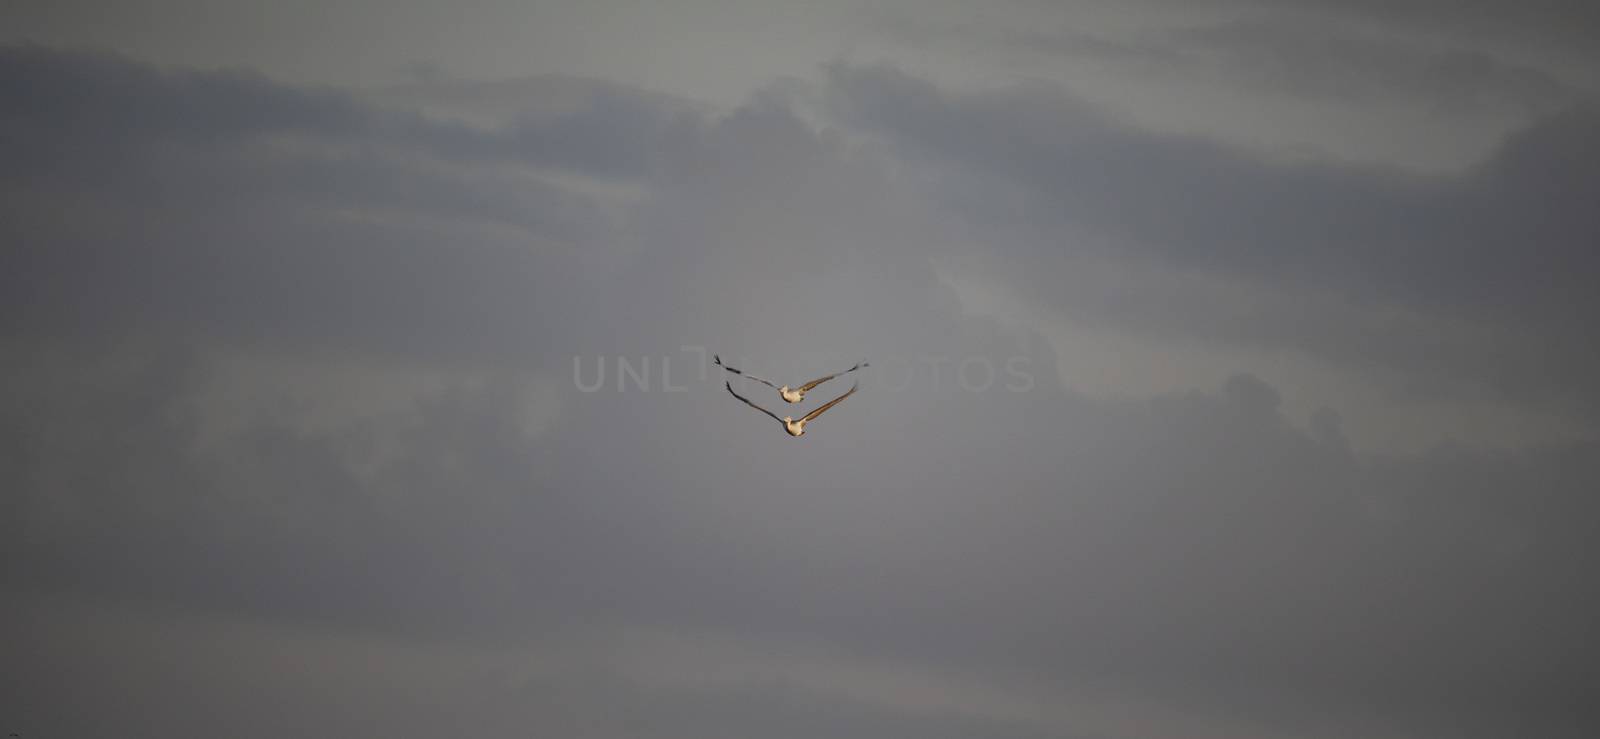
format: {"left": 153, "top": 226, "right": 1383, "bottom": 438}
{"left": 715, "top": 354, "right": 779, "bottom": 390}
{"left": 800, "top": 381, "right": 858, "bottom": 424}
{"left": 796, "top": 360, "right": 868, "bottom": 393}
{"left": 727, "top": 381, "right": 784, "bottom": 424}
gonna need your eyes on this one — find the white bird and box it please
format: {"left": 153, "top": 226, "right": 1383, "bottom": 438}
{"left": 726, "top": 380, "right": 858, "bottom": 437}
{"left": 715, "top": 354, "right": 868, "bottom": 404}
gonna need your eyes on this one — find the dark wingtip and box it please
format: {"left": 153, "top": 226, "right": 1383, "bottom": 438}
{"left": 714, "top": 354, "right": 722, "bottom": 365}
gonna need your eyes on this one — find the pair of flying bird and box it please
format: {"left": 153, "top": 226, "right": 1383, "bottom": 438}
{"left": 717, "top": 355, "right": 867, "bottom": 437}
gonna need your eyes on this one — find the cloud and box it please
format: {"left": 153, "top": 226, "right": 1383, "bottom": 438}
{"left": 821, "top": 61, "right": 1600, "bottom": 417}
{"left": 3, "top": 44, "right": 1599, "bottom": 738}
{"left": 1166, "top": 18, "right": 1574, "bottom": 113}
{"left": 0, "top": 45, "right": 647, "bottom": 363}
{"left": 997, "top": 17, "right": 1576, "bottom": 114}
{"left": 7, "top": 334, "right": 1598, "bottom": 736}
{"left": 1233, "top": 0, "right": 1600, "bottom": 52}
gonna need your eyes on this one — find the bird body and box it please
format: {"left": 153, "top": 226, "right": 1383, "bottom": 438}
{"left": 727, "top": 380, "right": 858, "bottom": 437}
{"left": 715, "top": 354, "right": 868, "bottom": 404}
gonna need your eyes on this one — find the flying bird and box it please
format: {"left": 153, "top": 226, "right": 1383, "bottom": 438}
{"left": 715, "top": 354, "right": 868, "bottom": 403}
{"left": 726, "top": 380, "right": 858, "bottom": 437}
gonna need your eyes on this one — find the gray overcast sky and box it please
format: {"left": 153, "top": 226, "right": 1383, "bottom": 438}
{"left": 2, "top": 1, "right": 1599, "bottom": 737}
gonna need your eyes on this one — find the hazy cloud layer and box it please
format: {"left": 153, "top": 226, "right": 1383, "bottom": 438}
{"left": 822, "top": 61, "right": 1600, "bottom": 419}
{"left": 1235, "top": 0, "right": 1600, "bottom": 51}
{"left": 891, "top": 11, "right": 1579, "bottom": 114}
{"left": 3, "top": 42, "right": 1599, "bottom": 739}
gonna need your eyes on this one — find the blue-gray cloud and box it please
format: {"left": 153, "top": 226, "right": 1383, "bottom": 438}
{"left": 822, "top": 61, "right": 1600, "bottom": 416}
{"left": 3, "top": 43, "right": 1599, "bottom": 739}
